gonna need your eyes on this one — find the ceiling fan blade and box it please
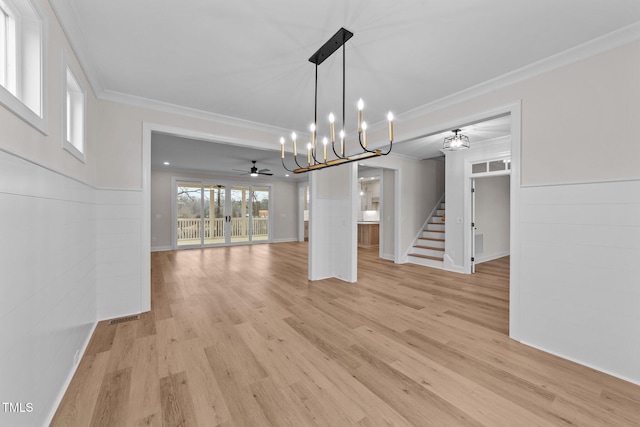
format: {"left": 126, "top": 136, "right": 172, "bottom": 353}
{"left": 259, "top": 172, "right": 273, "bottom": 176}
{"left": 258, "top": 168, "right": 271, "bottom": 173}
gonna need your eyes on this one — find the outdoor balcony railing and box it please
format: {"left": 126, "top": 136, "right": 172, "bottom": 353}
{"left": 177, "top": 217, "right": 268, "bottom": 242}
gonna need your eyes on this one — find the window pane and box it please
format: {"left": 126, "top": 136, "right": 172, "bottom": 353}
{"left": 0, "top": 9, "right": 6, "bottom": 87}
{"left": 489, "top": 160, "right": 506, "bottom": 172}
{"left": 252, "top": 186, "right": 269, "bottom": 241}
{"left": 176, "top": 182, "right": 202, "bottom": 247}
{"left": 472, "top": 162, "right": 487, "bottom": 174}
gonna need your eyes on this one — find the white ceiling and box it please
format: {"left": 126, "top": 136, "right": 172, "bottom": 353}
{"left": 51, "top": 0, "right": 640, "bottom": 177}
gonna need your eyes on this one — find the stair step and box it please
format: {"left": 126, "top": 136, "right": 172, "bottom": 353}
{"left": 423, "top": 229, "right": 444, "bottom": 233}
{"left": 408, "top": 253, "right": 444, "bottom": 261}
{"left": 421, "top": 231, "right": 445, "bottom": 240}
{"left": 418, "top": 237, "right": 444, "bottom": 242}
{"left": 414, "top": 245, "right": 444, "bottom": 251}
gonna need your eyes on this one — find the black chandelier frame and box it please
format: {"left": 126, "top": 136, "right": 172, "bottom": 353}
{"left": 281, "top": 28, "right": 393, "bottom": 174}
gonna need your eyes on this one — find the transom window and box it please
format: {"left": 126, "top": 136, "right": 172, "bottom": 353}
{"left": 471, "top": 158, "right": 511, "bottom": 175}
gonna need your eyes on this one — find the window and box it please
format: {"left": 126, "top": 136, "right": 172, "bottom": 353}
{"left": 471, "top": 158, "right": 511, "bottom": 176}
{"left": 63, "top": 64, "right": 85, "bottom": 161}
{"left": 0, "top": 0, "right": 16, "bottom": 93}
{"left": 0, "top": 0, "right": 45, "bottom": 133}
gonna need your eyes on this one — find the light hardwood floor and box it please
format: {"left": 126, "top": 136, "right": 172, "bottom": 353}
{"left": 52, "top": 243, "right": 640, "bottom": 426}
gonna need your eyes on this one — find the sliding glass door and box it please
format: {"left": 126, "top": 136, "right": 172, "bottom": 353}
{"left": 205, "top": 184, "right": 227, "bottom": 245}
{"left": 251, "top": 186, "right": 269, "bottom": 242}
{"left": 174, "top": 179, "right": 270, "bottom": 248}
{"left": 176, "top": 182, "right": 204, "bottom": 247}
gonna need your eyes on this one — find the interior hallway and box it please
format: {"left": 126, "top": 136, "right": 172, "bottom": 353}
{"left": 52, "top": 243, "right": 640, "bottom": 426}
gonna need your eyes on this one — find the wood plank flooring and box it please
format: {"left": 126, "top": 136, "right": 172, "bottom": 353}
{"left": 52, "top": 243, "right": 640, "bottom": 426}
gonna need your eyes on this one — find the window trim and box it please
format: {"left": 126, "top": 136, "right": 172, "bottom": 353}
{"left": 62, "top": 57, "right": 86, "bottom": 162}
{"left": 0, "top": 0, "right": 47, "bottom": 135}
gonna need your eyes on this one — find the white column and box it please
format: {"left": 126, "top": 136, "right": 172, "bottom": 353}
{"left": 308, "top": 163, "right": 358, "bottom": 282}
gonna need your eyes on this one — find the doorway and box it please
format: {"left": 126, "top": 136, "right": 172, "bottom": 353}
{"left": 173, "top": 178, "right": 271, "bottom": 248}
{"left": 471, "top": 173, "right": 510, "bottom": 273}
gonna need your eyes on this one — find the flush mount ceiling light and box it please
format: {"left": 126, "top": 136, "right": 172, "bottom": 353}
{"left": 280, "top": 28, "right": 394, "bottom": 174}
{"left": 443, "top": 129, "right": 470, "bottom": 151}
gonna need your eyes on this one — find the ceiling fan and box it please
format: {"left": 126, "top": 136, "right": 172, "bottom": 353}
{"left": 233, "top": 160, "right": 273, "bottom": 177}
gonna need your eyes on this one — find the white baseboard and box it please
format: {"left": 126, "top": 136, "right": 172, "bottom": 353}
{"left": 381, "top": 253, "right": 394, "bottom": 261}
{"left": 45, "top": 320, "right": 98, "bottom": 426}
{"left": 151, "top": 245, "right": 173, "bottom": 252}
{"left": 476, "top": 250, "right": 510, "bottom": 264}
{"left": 520, "top": 339, "right": 640, "bottom": 387}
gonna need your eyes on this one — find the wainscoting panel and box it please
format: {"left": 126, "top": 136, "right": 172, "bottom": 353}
{"left": 519, "top": 180, "right": 640, "bottom": 384}
{"left": 0, "top": 150, "right": 96, "bottom": 427}
{"left": 96, "top": 189, "right": 144, "bottom": 320}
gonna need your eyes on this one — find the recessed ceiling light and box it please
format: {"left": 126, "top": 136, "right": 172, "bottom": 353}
{"left": 163, "top": 161, "right": 170, "bottom": 165}
{"left": 285, "top": 174, "right": 289, "bottom": 177}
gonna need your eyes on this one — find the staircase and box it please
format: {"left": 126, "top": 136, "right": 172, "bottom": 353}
{"left": 407, "top": 200, "right": 446, "bottom": 269}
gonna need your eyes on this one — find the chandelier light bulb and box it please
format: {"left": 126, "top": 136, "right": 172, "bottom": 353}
{"left": 322, "top": 137, "right": 328, "bottom": 160}
{"left": 280, "top": 136, "right": 285, "bottom": 158}
{"left": 361, "top": 121, "right": 368, "bottom": 148}
{"left": 357, "top": 98, "right": 364, "bottom": 111}
{"left": 328, "top": 113, "right": 335, "bottom": 142}
{"left": 387, "top": 111, "right": 394, "bottom": 141}
{"left": 291, "top": 131, "right": 297, "bottom": 156}
{"left": 357, "top": 98, "right": 364, "bottom": 132}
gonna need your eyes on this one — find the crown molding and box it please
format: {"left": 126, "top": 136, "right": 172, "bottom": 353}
{"left": 398, "top": 21, "right": 640, "bottom": 123}
{"left": 99, "top": 89, "right": 292, "bottom": 137}
{"left": 48, "top": 0, "right": 106, "bottom": 98}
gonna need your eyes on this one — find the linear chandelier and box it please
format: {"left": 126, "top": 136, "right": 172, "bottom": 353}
{"left": 280, "top": 28, "right": 394, "bottom": 174}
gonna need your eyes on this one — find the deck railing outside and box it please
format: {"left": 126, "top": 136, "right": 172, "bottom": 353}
{"left": 177, "top": 217, "right": 268, "bottom": 241}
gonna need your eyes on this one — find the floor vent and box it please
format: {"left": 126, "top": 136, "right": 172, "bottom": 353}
{"left": 109, "top": 314, "right": 140, "bottom": 325}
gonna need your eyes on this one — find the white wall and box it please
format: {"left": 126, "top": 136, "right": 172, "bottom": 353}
{"left": 0, "top": 1, "right": 104, "bottom": 425}
{"left": 96, "top": 189, "right": 145, "bottom": 318}
{"left": 309, "top": 164, "right": 358, "bottom": 282}
{"left": 519, "top": 180, "right": 640, "bottom": 384}
{"left": 381, "top": 168, "right": 396, "bottom": 260}
{"left": 474, "top": 175, "right": 510, "bottom": 263}
{"left": 150, "top": 169, "right": 298, "bottom": 249}
{"left": 0, "top": 150, "right": 96, "bottom": 427}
